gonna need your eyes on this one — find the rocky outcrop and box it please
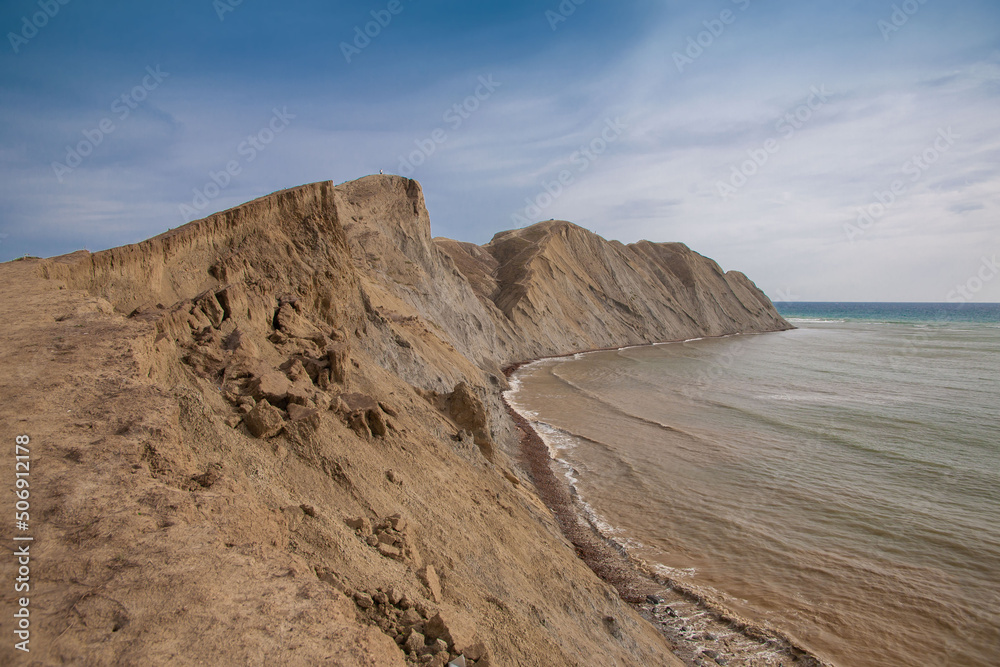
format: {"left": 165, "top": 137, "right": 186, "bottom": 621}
{"left": 438, "top": 220, "right": 789, "bottom": 361}
{"left": 1, "top": 175, "right": 789, "bottom": 666}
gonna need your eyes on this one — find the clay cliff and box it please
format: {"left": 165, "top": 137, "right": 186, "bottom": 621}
{"left": 0, "top": 176, "right": 789, "bottom": 666}
{"left": 437, "top": 220, "right": 787, "bottom": 362}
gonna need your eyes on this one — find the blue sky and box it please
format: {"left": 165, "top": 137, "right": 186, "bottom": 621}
{"left": 1, "top": 0, "right": 998, "bottom": 302}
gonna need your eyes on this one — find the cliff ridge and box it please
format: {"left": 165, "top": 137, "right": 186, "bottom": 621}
{"left": 0, "top": 175, "right": 791, "bottom": 667}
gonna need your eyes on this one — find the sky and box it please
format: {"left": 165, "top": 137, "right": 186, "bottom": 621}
{"left": 1, "top": 0, "right": 998, "bottom": 302}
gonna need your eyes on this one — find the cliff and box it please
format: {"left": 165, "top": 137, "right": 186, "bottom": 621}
{"left": 438, "top": 220, "right": 787, "bottom": 361}
{"left": 0, "top": 176, "right": 789, "bottom": 666}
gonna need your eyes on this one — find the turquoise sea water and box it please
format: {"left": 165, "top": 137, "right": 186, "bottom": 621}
{"left": 507, "top": 303, "right": 999, "bottom": 667}
{"left": 776, "top": 301, "right": 1000, "bottom": 325}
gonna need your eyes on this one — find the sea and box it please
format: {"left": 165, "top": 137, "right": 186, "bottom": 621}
{"left": 505, "top": 303, "right": 1000, "bottom": 667}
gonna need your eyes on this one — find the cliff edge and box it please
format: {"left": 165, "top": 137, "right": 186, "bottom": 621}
{"left": 0, "top": 176, "right": 790, "bottom": 666}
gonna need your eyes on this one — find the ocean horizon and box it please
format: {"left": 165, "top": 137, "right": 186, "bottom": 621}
{"left": 775, "top": 301, "right": 1000, "bottom": 324}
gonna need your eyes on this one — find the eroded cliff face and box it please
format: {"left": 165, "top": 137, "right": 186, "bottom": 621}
{"left": 0, "top": 175, "right": 787, "bottom": 666}
{"left": 438, "top": 220, "right": 788, "bottom": 362}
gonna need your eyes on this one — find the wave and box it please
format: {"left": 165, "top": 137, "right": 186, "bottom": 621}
{"left": 531, "top": 420, "right": 649, "bottom": 489}
{"left": 786, "top": 317, "right": 846, "bottom": 323}
{"left": 546, "top": 366, "right": 700, "bottom": 439}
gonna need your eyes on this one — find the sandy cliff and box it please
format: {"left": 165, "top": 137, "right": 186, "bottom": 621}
{"left": 0, "top": 176, "right": 789, "bottom": 666}
{"left": 438, "top": 220, "right": 787, "bottom": 361}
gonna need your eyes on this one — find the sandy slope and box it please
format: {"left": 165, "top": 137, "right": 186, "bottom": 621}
{"left": 0, "top": 175, "right": 788, "bottom": 666}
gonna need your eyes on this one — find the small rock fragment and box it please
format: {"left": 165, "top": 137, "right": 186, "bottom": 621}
{"left": 367, "top": 408, "right": 388, "bottom": 437}
{"left": 287, "top": 403, "right": 319, "bottom": 422}
{"left": 313, "top": 392, "right": 331, "bottom": 411}
{"left": 378, "top": 543, "right": 401, "bottom": 558}
{"left": 244, "top": 399, "right": 285, "bottom": 438}
{"left": 353, "top": 592, "right": 374, "bottom": 609}
{"left": 404, "top": 630, "right": 426, "bottom": 653}
{"left": 425, "top": 610, "right": 483, "bottom": 660}
{"left": 316, "top": 368, "right": 332, "bottom": 390}
{"left": 345, "top": 517, "right": 371, "bottom": 534}
{"left": 196, "top": 292, "right": 225, "bottom": 328}
{"left": 326, "top": 343, "right": 350, "bottom": 384}
{"left": 249, "top": 372, "right": 293, "bottom": 406}
{"left": 400, "top": 608, "right": 422, "bottom": 626}
{"left": 348, "top": 412, "right": 371, "bottom": 438}
{"left": 340, "top": 393, "right": 379, "bottom": 413}
{"left": 275, "top": 302, "right": 323, "bottom": 339}
{"left": 421, "top": 565, "right": 442, "bottom": 603}
{"left": 286, "top": 385, "right": 313, "bottom": 407}
{"left": 282, "top": 358, "right": 308, "bottom": 382}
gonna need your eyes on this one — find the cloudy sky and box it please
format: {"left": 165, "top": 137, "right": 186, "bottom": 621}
{"left": 1, "top": 0, "right": 998, "bottom": 302}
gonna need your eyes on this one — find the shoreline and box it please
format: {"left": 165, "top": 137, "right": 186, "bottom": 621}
{"left": 502, "top": 336, "right": 830, "bottom": 667}
{"left": 501, "top": 329, "right": 796, "bottom": 376}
